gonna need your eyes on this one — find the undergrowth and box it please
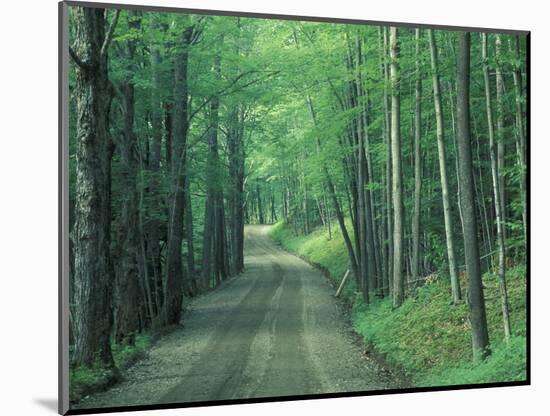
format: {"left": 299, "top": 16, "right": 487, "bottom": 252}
{"left": 70, "top": 333, "right": 153, "bottom": 403}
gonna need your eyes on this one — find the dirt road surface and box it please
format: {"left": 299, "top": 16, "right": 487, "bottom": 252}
{"left": 76, "top": 225, "right": 405, "bottom": 410}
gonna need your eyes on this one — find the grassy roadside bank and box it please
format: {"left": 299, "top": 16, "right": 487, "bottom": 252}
{"left": 269, "top": 221, "right": 527, "bottom": 387}
{"left": 70, "top": 333, "right": 154, "bottom": 403}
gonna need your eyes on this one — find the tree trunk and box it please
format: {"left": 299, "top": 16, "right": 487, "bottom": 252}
{"left": 390, "top": 27, "right": 404, "bottom": 307}
{"left": 307, "top": 96, "right": 359, "bottom": 281}
{"left": 163, "top": 22, "right": 193, "bottom": 326}
{"left": 70, "top": 7, "right": 119, "bottom": 370}
{"left": 510, "top": 36, "right": 527, "bottom": 243}
{"left": 457, "top": 32, "right": 491, "bottom": 362}
{"left": 353, "top": 33, "right": 370, "bottom": 302}
{"left": 184, "top": 175, "right": 196, "bottom": 295}
{"left": 382, "top": 26, "right": 393, "bottom": 297}
{"left": 201, "top": 36, "right": 224, "bottom": 289}
{"left": 482, "top": 33, "right": 512, "bottom": 341}
{"left": 412, "top": 28, "right": 423, "bottom": 285}
{"left": 227, "top": 109, "right": 245, "bottom": 274}
{"left": 428, "top": 29, "right": 462, "bottom": 303}
{"left": 495, "top": 34, "right": 507, "bottom": 243}
{"left": 147, "top": 14, "right": 164, "bottom": 317}
{"left": 114, "top": 12, "right": 142, "bottom": 344}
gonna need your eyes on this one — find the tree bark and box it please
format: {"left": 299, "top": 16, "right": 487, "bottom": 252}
{"left": 146, "top": 14, "right": 164, "bottom": 316}
{"left": 163, "top": 21, "right": 193, "bottom": 326}
{"left": 428, "top": 29, "right": 462, "bottom": 303}
{"left": 227, "top": 109, "right": 245, "bottom": 274}
{"left": 495, "top": 34, "right": 507, "bottom": 243}
{"left": 353, "top": 33, "right": 370, "bottom": 302}
{"left": 457, "top": 32, "right": 491, "bottom": 361}
{"left": 412, "top": 28, "right": 423, "bottom": 285}
{"left": 382, "top": 26, "right": 393, "bottom": 297}
{"left": 201, "top": 36, "right": 223, "bottom": 289}
{"left": 184, "top": 175, "right": 196, "bottom": 294}
{"left": 71, "top": 7, "right": 118, "bottom": 369}
{"left": 482, "top": 33, "right": 512, "bottom": 341}
{"left": 510, "top": 36, "right": 527, "bottom": 243}
{"left": 114, "top": 11, "right": 142, "bottom": 345}
{"left": 390, "top": 27, "right": 405, "bottom": 307}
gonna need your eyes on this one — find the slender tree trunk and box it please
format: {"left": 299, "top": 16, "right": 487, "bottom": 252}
{"left": 201, "top": 35, "right": 224, "bottom": 289}
{"left": 495, "top": 34, "right": 507, "bottom": 243}
{"left": 307, "top": 96, "right": 359, "bottom": 281}
{"left": 227, "top": 109, "right": 245, "bottom": 274}
{"left": 201, "top": 119, "right": 218, "bottom": 289}
{"left": 382, "top": 26, "right": 393, "bottom": 297}
{"left": 428, "top": 29, "right": 462, "bottom": 303}
{"left": 114, "top": 12, "right": 142, "bottom": 344}
{"left": 147, "top": 14, "right": 164, "bottom": 316}
{"left": 357, "top": 35, "right": 379, "bottom": 295}
{"left": 412, "top": 28, "right": 423, "bottom": 285}
{"left": 255, "top": 180, "right": 263, "bottom": 224}
{"left": 390, "top": 27, "right": 404, "bottom": 307}
{"left": 353, "top": 34, "right": 369, "bottom": 302}
{"left": 510, "top": 36, "right": 527, "bottom": 243}
{"left": 184, "top": 175, "right": 196, "bottom": 294}
{"left": 457, "top": 32, "right": 491, "bottom": 362}
{"left": 163, "top": 22, "right": 193, "bottom": 326}
{"left": 482, "top": 33, "right": 512, "bottom": 341}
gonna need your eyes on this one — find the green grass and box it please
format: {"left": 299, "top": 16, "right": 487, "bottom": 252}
{"left": 269, "top": 220, "right": 527, "bottom": 387}
{"left": 70, "top": 333, "right": 153, "bottom": 403}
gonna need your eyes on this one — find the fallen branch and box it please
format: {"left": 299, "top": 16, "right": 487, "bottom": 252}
{"left": 335, "top": 269, "right": 351, "bottom": 298}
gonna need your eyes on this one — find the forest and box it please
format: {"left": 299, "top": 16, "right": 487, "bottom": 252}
{"left": 66, "top": 4, "right": 528, "bottom": 407}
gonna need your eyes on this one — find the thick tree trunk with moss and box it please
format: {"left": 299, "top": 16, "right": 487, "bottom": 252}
{"left": 70, "top": 7, "right": 119, "bottom": 369}
{"left": 456, "top": 32, "right": 490, "bottom": 362}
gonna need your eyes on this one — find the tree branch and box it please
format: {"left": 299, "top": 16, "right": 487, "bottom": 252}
{"left": 188, "top": 70, "right": 271, "bottom": 121}
{"left": 100, "top": 9, "right": 121, "bottom": 59}
{"left": 69, "top": 46, "right": 91, "bottom": 70}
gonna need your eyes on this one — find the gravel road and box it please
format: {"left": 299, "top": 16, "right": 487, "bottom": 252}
{"left": 76, "top": 225, "right": 406, "bottom": 410}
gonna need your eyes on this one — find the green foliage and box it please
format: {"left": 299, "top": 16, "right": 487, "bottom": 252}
{"left": 112, "top": 334, "right": 153, "bottom": 370}
{"left": 70, "top": 334, "right": 153, "bottom": 403}
{"left": 70, "top": 363, "right": 117, "bottom": 404}
{"left": 270, "top": 221, "right": 527, "bottom": 386}
{"left": 354, "top": 265, "right": 527, "bottom": 385}
{"left": 422, "top": 335, "right": 526, "bottom": 386}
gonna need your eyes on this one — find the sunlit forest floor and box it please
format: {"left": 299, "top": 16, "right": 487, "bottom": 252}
{"left": 269, "top": 221, "right": 527, "bottom": 386}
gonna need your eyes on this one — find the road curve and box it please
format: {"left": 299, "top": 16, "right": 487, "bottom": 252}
{"left": 76, "top": 225, "right": 403, "bottom": 410}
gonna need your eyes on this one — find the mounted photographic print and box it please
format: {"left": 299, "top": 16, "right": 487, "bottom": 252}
{"left": 59, "top": 1, "right": 530, "bottom": 414}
